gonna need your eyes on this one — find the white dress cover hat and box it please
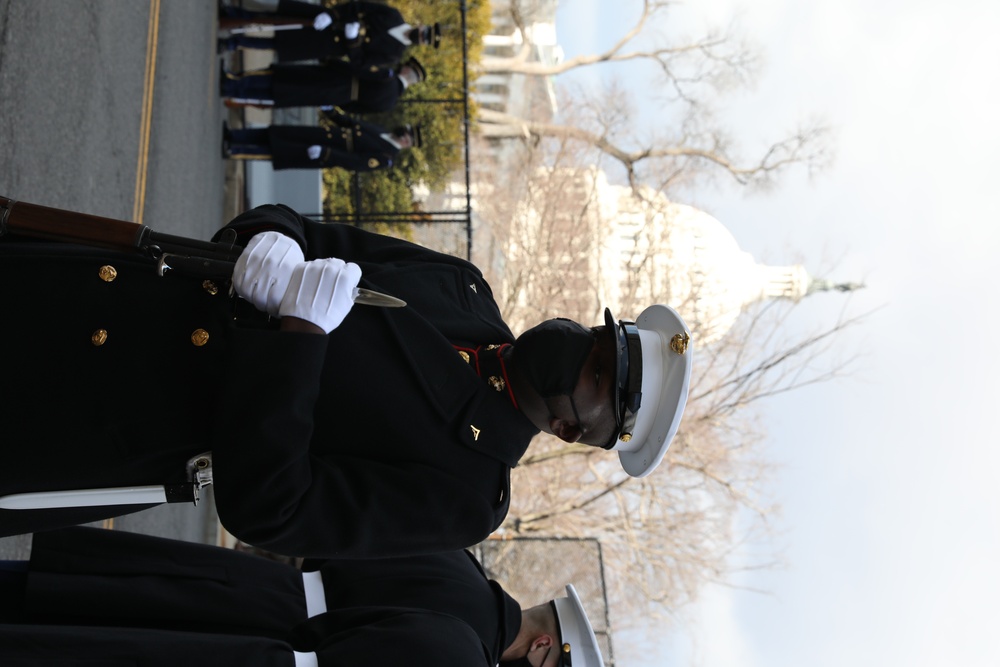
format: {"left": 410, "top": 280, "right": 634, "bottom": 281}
{"left": 605, "top": 304, "right": 693, "bottom": 478}
{"left": 551, "top": 584, "right": 604, "bottom": 667}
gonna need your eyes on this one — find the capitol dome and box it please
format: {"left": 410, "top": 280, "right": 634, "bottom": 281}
{"left": 598, "top": 179, "right": 838, "bottom": 345}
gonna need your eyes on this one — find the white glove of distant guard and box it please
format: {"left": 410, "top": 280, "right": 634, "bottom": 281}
{"left": 307, "top": 145, "right": 322, "bottom": 160}
{"left": 344, "top": 22, "right": 361, "bottom": 39}
{"left": 232, "top": 231, "right": 306, "bottom": 316}
{"left": 279, "top": 258, "right": 362, "bottom": 333}
{"left": 313, "top": 12, "right": 333, "bottom": 30}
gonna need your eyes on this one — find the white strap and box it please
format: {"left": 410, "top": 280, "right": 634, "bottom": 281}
{"left": 293, "top": 651, "right": 318, "bottom": 667}
{"left": 388, "top": 23, "right": 412, "bottom": 45}
{"left": 302, "top": 571, "right": 328, "bottom": 618}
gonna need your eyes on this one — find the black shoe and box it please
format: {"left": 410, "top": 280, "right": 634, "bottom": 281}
{"left": 218, "top": 36, "right": 238, "bottom": 54}
{"left": 219, "top": 62, "right": 238, "bottom": 96}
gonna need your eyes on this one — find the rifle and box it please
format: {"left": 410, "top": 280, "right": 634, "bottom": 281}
{"left": 0, "top": 195, "right": 404, "bottom": 306}
{"left": 0, "top": 195, "right": 243, "bottom": 280}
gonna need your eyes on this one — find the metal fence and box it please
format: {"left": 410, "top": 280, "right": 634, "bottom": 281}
{"left": 312, "top": 0, "right": 475, "bottom": 260}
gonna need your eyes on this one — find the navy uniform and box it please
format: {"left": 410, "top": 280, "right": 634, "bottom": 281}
{"left": 222, "top": 0, "right": 431, "bottom": 70}
{"left": 9, "top": 527, "right": 517, "bottom": 665}
{"left": 3, "top": 527, "right": 606, "bottom": 667}
{"left": 225, "top": 115, "right": 411, "bottom": 171}
{"left": 221, "top": 58, "right": 416, "bottom": 113}
{"left": 1, "top": 614, "right": 489, "bottom": 667}
{"left": 0, "top": 204, "right": 539, "bottom": 558}
{"left": 323, "top": 0, "right": 430, "bottom": 71}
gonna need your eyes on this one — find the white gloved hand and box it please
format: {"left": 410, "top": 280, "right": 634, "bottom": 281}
{"left": 233, "top": 231, "right": 306, "bottom": 316}
{"left": 279, "top": 258, "right": 362, "bottom": 333}
{"left": 344, "top": 21, "right": 361, "bottom": 39}
{"left": 313, "top": 12, "right": 333, "bottom": 30}
{"left": 307, "top": 144, "right": 322, "bottom": 160}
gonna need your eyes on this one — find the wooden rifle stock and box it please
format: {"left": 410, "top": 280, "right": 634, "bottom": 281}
{"left": 0, "top": 195, "right": 243, "bottom": 280}
{"left": 0, "top": 196, "right": 144, "bottom": 250}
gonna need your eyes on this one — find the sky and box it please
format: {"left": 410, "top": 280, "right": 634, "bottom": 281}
{"left": 554, "top": 0, "right": 1000, "bottom": 665}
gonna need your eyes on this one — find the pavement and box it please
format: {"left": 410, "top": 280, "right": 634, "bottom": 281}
{"left": 221, "top": 46, "right": 291, "bottom": 218}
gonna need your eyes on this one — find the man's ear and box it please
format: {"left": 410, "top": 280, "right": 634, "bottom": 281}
{"left": 529, "top": 634, "right": 553, "bottom": 653}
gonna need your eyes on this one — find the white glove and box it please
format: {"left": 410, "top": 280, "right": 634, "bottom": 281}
{"left": 279, "top": 258, "right": 362, "bottom": 333}
{"left": 344, "top": 21, "right": 361, "bottom": 39}
{"left": 233, "top": 231, "right": 306, "bottom": 316}
{"left": 313, "top": 12, "right": 332, "bottom": 30}
{"left": 307, "top": 144, "right": 322, "bottom": 160}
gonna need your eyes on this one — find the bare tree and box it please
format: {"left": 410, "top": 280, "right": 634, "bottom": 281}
{"left": 466, "top": 3, "right": 859, "bottom": 658}
{"left": 479, "top": 105, "right": 832, "bottom": 191}
{"left": 477, "top": 0, "right": 832, "bottom": 192}
{"left": 502, "top": 292, "right": 871, "bottom": 629}
{"left": 470, "top": 132, "right": 867, "bottom": 657}
{"left": 481, "top": 0, "right": 758, "bottom": 95}
{"left": 469, "top": 127, "right": 608, "bottom": 330}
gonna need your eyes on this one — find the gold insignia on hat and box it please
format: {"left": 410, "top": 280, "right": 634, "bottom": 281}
{"left": 98, "top": 265, "right": 117, "bottom": 282}
{"left": 620, "top": 433, "right": 632, "bottom": 442}
{"left": 670, "top": 332, "right": 690, "bottom": 355}
{"left": 470, "top": 425, "right": 481, "bottom": 441}
{"left": 368, "top": 158, "right": 379, "bottom": 168}
{"left": 488, "top": 376, "right": 505, "bottom": 392}
{"left": 202, "top": 280, "right": 219, "bottom": 295}
{"left": 458, "top": 350, "right": 470, "bottom": 363}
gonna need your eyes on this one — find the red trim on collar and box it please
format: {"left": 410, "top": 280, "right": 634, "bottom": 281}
{"left": 494, "top": 343, "right": 518, "bottom": 410}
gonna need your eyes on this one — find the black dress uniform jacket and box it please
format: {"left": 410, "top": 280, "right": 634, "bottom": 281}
{"left": 15, "top": 526, "right": 520, "bottom": 665}
{"left": 0, "top": 206, "right": 539, "bottom": 558}
{"left": 265, "top": 116, "right": 401, "bottom": 171}
{"left": 271, "top": 0, "right": 410, "bottom": 69}
{"left": 2, "top": 612, "right": 491, "bottom": 667}
{"left": 269, "top": 59, "right": 406, "bottom": 113}
{"left": 0, "top": 241, "right": 231, "bottom": 537}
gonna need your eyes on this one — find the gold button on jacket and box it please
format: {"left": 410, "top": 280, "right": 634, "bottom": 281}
{"left": 191, "top": 329, "right": 210, "bottom": 346}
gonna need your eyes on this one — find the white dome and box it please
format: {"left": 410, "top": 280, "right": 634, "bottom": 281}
{"left": 600, "top": 183, "right": 813, "bottom": 344}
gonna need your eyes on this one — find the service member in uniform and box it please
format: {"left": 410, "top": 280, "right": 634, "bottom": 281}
{"left": 0, "top": 201, "right": 693, "bottom": 558}
{"left": 220, "top": 56, "right": 426, "bottom": 113}
{"left": 219, "top": 0, "right": 442, "bottom": 71}
{"left": 0, "top": 526, "right": 604, "bottom": 667}
{"left": 222, "top": 115, "right": 421, "bottom": 172}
